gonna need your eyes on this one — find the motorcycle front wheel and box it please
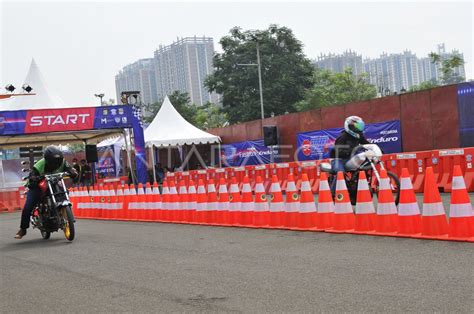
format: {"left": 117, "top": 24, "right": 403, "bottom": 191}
{"left": 41, "top": 230, "right": 51, "bottom": 239}
{"left": 371, "top": 171, "right": 401, "bottom": 205}
{"left": 60, "top": 206, "right": 75, "bottom": 241}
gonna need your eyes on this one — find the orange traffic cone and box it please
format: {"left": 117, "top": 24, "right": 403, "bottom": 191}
{"left": 133, "top": 183, "right": 145, "bottom": 220}
{"left": 177, "top": 180, "right": 188, "bottom": 223}
{"left": 316, "top": 172, "right": 334, "bottom": 230}
{"left": 121, "top": 184, "right": 130, "bottom": 220}
{"left": 284, "top": 174, "right": 300, "bottom": 229}
{"left": 168, "top": 180, "right": 179, "bottom": 222}
{"left": 151, "top": 182, "right": 162, "bottom": 221}
{"left": 217, "top": 178, "right": 230, "bottom": 225}
{"left": 206, "top": 180, "right": 218, "bottom": 224}
{"left": 448, "top": 165, "right": 474, "bottom": 241}
{"left": 329, "top": 172, "right": 355, "bottom": 232}
{"left": 269, "top": 175, "right": 284, "bottom": 227}
{"left": 240, "top": 176, "right": 254, "bottom": 226}
{"left": 354, "top": 171, "right": 376, "bottom": 232}
{"left": 297, "top": 174, "right": 318, "bottom": 230}
{"left": 195, "top": 179, "right": 207, "bottom": 223}
{"left": 161, "top": 181, "right": 170, "bottom": 222}
{"left": 116, "top": 186, "right": 124, "bottom": 220}
{"left": 374, "top": 169, "right": 398, "bottom": 234}
{"left": 187, "top": 180, "right": 197, "bottom": 223}
{"left": 421, "top": 167, "right": 448, "bottom": 239}
{"left": 108, "top": 185, "right": 118, "bottom": 220}
{"left": 229, "top": 177, "right": 242, "bottom": 226}
{"left": 397, "top": 168, "right": 422, "bottom": 236}
{"left": 253, "top": 176, "right": 270, "bottom": 227}
{"left": 143, "top": 182, "right": 153, "bottom": 221}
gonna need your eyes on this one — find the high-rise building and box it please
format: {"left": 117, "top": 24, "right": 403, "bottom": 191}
{"left": 115, "top": 36, "right": 219, "bottom": 109}
{"left": 315, "top": 44, "right": 466, "bottom": 94}
{"left": 115, "top": 58, "right": 157, "bottom": 106}
{"left": 314, "top": 50, "right": 364, "bottom": 76}
{"left": 154, "top": 36, "right": 219, "bottom": 106}
{"left": 364, "top": 51, "right": 422, "bottom": 93}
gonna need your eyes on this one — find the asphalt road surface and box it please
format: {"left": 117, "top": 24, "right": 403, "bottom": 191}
{"left": 1, "top": 206, "right": 473, "bottom": 313}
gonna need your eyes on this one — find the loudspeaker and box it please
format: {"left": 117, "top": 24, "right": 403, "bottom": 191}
{"left": 85, "top": 145, "right": 98, "bottom": 163}
{"left": 263, "top": 125, "right": 278, "bottom": 146}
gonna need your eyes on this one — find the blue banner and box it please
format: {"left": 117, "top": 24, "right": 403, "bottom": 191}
{"left": 457, "top": 83, "right": 474, "bottom": 147}
{"left": 297, "top": 120, "right": 402, "bottom": 161}
{"left": 221, "top": 139, "right": 280, "bottom": 167}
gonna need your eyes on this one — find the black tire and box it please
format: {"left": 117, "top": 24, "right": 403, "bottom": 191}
{"left": 61, "top": 206, "right": 75, "bottom": 241}
{"left": 41, "top": 230, "right": 51, "bottom": 240}
{"left": 370, "top": 171, "right": 401, "bottom": 206}
{"left": 387, "top": 171, "right": 401, "bottom": 206}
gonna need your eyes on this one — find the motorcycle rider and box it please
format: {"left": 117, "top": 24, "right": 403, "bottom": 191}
{"left": 15, "top": 145, "right": 78, "bottom": 239}
{"left": 329, "top": 116, "right": 369, "bottom": 192}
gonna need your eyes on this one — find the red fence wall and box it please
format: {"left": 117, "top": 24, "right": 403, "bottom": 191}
{"left": 208, "top": 84, "right": 460, "bottom": 161}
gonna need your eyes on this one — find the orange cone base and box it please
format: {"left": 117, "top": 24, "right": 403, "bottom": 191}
{"left": 373, "top": 214, "right": 399, "bottom": 234}
{"left": 326, "top": 213, "right": 355, "bottom": 233}
{"left": 253, "top": 212, "right": 270, "bottom": 227}
{"left": 269, "top": 212, "right": 284, "bottom": 227}
{"left": 421, "top": 215, "right": 449, "bottom": 237}
{"left": 397, "top": 215, "right": 422, "bottom": 236}
{"left": 284, "top": 212, "right": 299, "bottom": 229}
{"left": 296, "top": 212, "right": 318, "bottom": 230}
{"left": 448, "top": 217, "right": 474, "bottom": 240}
{"left": 316, "top": 212, "right": 334, "bottom": 230}
{"left": 354, "top": 213, "right": 376, "bottom": 232}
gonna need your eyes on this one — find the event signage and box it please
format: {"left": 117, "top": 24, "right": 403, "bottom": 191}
{"left": 0, "top": 105, "right": 133, "bottom": 135}
{"left": 221, "top": 139, "right": 280, "bottom": 167}
{"left": 97, "top": 145, "right": 117, "bottom": 177}
{"left": 0, "top": 105, "right": 148, "bottom": 184}
{"left": 296, "top": 120, "right": 402, "bottom": 161}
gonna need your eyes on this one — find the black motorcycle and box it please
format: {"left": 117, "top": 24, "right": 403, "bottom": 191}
{"left": 320, "top": 144, "right": 401, "bottom": 206}
{"left": 29, "top": 172, "right": 75, "bottom": 241}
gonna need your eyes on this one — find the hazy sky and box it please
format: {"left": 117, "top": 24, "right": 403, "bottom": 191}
{"left": 1, "top": 0, "right": 472, "bottom": 106}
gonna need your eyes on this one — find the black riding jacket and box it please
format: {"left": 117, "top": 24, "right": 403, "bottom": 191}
{"left": 330, "top": 131, "right": 370, "bottom": 159}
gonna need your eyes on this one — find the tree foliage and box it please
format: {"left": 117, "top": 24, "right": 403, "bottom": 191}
{"left": 294, "top": 68, "right": 377, "bottom": 111}
{"left": 205, "top": 25, "right": 314, "bottom": 123}
{"left": 429, "top": 52, "right": 465, "bottom": 84}
{"left": 142, "top": 91, "right": 227, "bottom": 130}
{"left": 408, "top": 80, "right": 439, "bottom": 92}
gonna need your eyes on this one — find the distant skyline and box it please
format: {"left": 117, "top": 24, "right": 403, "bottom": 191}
{"left": 1, "top": 1, "right": 472, "bottom": 106}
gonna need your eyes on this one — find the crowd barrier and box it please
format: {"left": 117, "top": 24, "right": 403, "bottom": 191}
{"left": 0, "top": 187, "right": 25, "bottom": 213}
{"left": 162, "top": 147, "right": 473, "bottom": 193}
{"left": 71, "top": 166, "right": 474, "bottom": 242}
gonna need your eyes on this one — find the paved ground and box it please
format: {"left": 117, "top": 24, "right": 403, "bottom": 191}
{"left": 1, "top": 207, "right": 473, "bottom": 312}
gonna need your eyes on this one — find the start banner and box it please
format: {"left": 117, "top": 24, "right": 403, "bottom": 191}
{"left": 0, "top": 105, "right": 133, "bottom": 135}
{"left": 0, "top": 105, "right": 149, "bottom": 185}
{"left": 297, "top": 120, "right": 402, "bottom": 161}
{"left": 221, "top": 139, "right": 280, "bottom": 167}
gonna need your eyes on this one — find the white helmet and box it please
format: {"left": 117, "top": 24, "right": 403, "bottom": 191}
{"left": 344, "top": 116, "right": 365, "bottom": 139}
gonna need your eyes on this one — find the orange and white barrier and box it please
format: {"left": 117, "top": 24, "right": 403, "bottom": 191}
{"left": 71, "top": 164, "right": 473, "bottom": 242}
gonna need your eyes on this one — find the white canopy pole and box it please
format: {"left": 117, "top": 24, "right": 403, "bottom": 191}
{"left": 123, "top": 129, "right": 134, "bottom": 184}
{"left": 150, "top": 144, "right": 157, "bottom": 183}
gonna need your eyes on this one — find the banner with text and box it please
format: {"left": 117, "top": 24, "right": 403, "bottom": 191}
{"left": 221, "top": 139, "right": 280, "bottom": 167}
{"left": 297, "top": 120, "right": 402, "bottom": 161}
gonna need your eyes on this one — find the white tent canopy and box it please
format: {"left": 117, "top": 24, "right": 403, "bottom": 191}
{"left": 0, "top": 59, "right": 69, "bottom": 110}
{"left": 97, "top": 136, "right": 125, "bottom": 148}
{"left": 144, "top": 96, "right": 220, "bottom": 147}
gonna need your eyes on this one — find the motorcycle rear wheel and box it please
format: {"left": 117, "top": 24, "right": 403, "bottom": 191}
{"left": 61, "top": 206, "right": 75, "bottom": 241}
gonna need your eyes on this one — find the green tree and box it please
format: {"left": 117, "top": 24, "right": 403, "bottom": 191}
{"left": 195, "top": 103, "right": 228, "bottom": 130}
{"left": 294, "top": 68, "right": 377, "bottom": 111}
{"left": 205, "top": 25, "right": 314, "bottom": 123}
{"left": 143, "top": 91, "right": 198, "bottom": 124}
{"left": 429, "top": 52, "right": 465, "bottom": 84}
{"left": 408, "top": 80, "right": 439, "bottom": 92}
